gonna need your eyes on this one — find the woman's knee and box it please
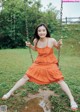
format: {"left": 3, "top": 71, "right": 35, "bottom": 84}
{"left": 23, "top": 74, "right": 29, "bottom": 81}
{"left": 57, "top": 80, "right": 64, "bottom": 84}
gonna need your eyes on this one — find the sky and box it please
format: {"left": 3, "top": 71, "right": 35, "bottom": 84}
{"left": 41, "top": 0, "right": 80, "bottom": 18}
{"left": 0, "top": 0, "right": 80, "bottom": 19}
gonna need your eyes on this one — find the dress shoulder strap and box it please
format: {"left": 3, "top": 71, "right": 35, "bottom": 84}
{"left": 47, "top": 38, "right": 48, "bottom": 46}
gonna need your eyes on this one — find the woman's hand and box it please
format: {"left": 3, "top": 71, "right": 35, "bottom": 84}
{"left": 25, "top": 41, "right": 31, "bottom": 47}
{"left": 25, "top": 41, "right": 36, "bottom": 51}
{"left": 58, "top": 39, "right": 62, "bottom": 47}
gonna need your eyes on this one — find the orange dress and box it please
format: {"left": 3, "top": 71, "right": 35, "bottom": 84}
{"left": 25, "top": 45, "right": 64, "bottom": 85}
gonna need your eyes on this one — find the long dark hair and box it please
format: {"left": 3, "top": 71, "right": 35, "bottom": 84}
{"left": 33, "top": 23, "right": 50, "bottom": 40}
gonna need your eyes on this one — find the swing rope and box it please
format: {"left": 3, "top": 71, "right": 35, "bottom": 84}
{"left": 25, "top": 19, "right": 34, "bottom": 63}
{"left": 58, "top": 0, "right": 63, "bottom": 67}
{"left": 24, "top": 0, "right": 34, "bottom": 63}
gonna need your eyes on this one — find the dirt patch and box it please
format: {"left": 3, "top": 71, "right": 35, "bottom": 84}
{"left": 20, "top": 88, "right": 57, "bottom": 112}
{"left": 21, "top": 97, "right": 44, "bottom": 112}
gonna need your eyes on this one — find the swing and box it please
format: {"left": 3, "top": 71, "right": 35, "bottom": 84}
{"left": 24, "top": 2, "right": 61, "bottom": 65}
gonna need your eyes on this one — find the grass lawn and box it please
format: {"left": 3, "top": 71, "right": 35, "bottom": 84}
{"left": 0, "top": 43, "right": 80, "bottom": 112}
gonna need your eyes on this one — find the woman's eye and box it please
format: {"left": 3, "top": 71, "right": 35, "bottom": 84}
{"left": 38, "top": 29, "right": 46, "bottom": 32}
{"left": 43, "top": 30, "right": 45, "bottom": 32}
{"left": 38, "top": 30, "right": 41, "bottom": 32}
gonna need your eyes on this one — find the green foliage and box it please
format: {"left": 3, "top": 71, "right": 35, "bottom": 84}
{"left": 0, "top": 47, "right": 80, "bottom": 111}
{"left": 0, "top": 0, "right": 58, "bottom": 48}
{"left": 25, "top": 82, "right": 40, "bottom": 93}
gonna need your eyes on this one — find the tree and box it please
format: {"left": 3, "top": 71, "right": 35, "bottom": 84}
{"left": 0, "top": 0, "right": 58, "bottom": 48}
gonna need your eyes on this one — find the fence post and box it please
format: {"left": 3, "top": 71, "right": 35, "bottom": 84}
{"left": 65, "top": 17, "right": 67, "bottom": 24}
{"left": 79, "top": 17, "right": 80, "bottom": 23}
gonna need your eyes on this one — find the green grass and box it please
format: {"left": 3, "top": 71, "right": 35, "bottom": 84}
{"left": 0, "top": 40, "right": 80, "bottom": 111}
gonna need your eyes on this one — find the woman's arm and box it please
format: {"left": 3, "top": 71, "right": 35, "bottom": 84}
{"left": 53, "top": 38, "right": 62, "bottom": 49}
{"left": 25, "top": 38, "right": 38, "bottom": 51}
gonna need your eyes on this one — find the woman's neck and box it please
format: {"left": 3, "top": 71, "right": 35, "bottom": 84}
{"left": 39, "top": 37, "right": 47, "bottom": 42}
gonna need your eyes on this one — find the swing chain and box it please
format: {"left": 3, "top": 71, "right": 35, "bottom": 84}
{"left": 24, "top": 0, "right": 34, "bottom": 63}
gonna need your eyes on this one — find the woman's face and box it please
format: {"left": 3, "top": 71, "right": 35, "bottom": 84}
{"left": 37, "top": 26, "right": 47, "bottom": 39}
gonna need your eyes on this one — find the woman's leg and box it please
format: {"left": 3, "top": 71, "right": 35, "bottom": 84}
{"left": 57, "top": 80, "right": 74, "bottom": 102}
{"left": 57, "top": 80, "right": 78, "bottom": 110}
{"left": 2, "top": 75, "right": 29, "bottom": 100}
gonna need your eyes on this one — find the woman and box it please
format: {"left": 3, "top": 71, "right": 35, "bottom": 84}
{"left": 2, "top": 23, "right": 78, "bottom": 111}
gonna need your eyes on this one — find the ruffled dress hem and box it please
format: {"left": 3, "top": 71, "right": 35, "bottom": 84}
{"left": 24, "top": 74, "right": 64, "bottom": 85}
